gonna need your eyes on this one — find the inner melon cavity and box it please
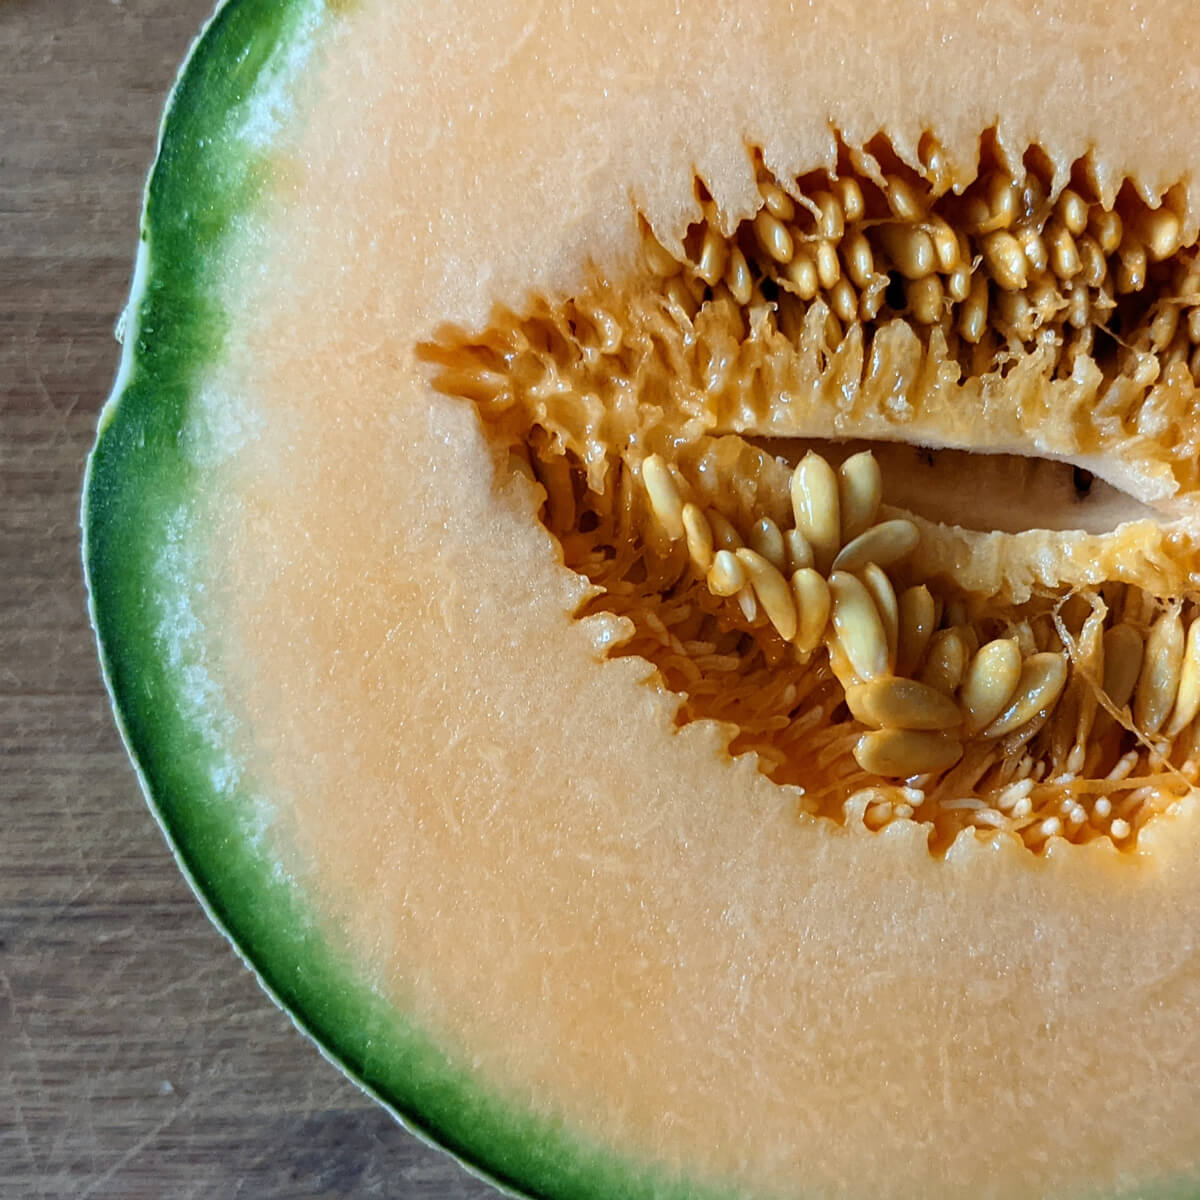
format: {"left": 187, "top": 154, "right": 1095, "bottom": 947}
{"left": 423, "top": 136, "right": 1200, "bottom": 856}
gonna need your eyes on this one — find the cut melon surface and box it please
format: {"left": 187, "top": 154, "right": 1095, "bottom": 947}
{"left": 85, "top": 1, "right": 1200, "bottom": 1197}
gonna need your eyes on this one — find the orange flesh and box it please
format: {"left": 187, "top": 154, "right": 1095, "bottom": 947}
{"left": 189, "top": 2, "right": 1200, "bottom": 1195}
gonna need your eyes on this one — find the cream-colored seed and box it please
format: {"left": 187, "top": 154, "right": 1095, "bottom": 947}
{"left": 1016, "top": 226, "right": 1049, "bottom": 275}
{"left": 842, "top": 231, "right": 875, "bottom": 289}
{"left": 1090, "top": 208, "right": 1123, "bottom": 255}
{"left": 735, "top": 548, "right": 798, "bottom": 641}
{"left": 1188, "top": 307, "right": 1200, "bottom": 345}
{"left": 759, "top": 181, "right": 796, "bottom": 221}
{"left": 748, "top": 517, "right": 786, "bottom": 570}
{"left": 708, "top": 549, "right": 746, "bottom": 597}
{"left": 1110, "top": 818, "right": 1132, "bottom": 841}
{"left": 846, "top": 677, "right": 963, "bottom": 731}
{"left": 828, "top": 571, "right": 890, "bottom": 681}
{"left": 907, "top": 274, "right": 945, "bottom": 324}
{"left": 982, "top": 652, "right": 1068, "bottom": 738}
{"left": 859, "top": 563, "right": 899, "bottom": 669}
{"left": 854, "top": 729, "right": 963, "bottom": 778}
{"left": 1077, "top": 235, "right": 1107, "bottom": 289}
{"left": 919, "top": 628, "right": 970, "bottom": 696}
{"left": 642, "top": 454, "right": 684, "bottom": 539}
{"left": 958, "top": 638, "right": 1023, "bottom": 736}
{"left": 784, "top": 528, "right": 814, "bottom": 571}
{"left": 816, "top": 240, "right": 841, "bottom": 289}
{"left": 837, "top": 451, "right": 883, "bottom": 544}
{"left": 896, "top": 585, "right": 937, "bottom": 677}
{"left": 832, "top": 519, "right": 920, "bottom": 573}
{"left": 812, "top": 190, "right": 844, "bottom": 240}
{"left": 878, "top": 224, "right": 936, "bottom": 280}
{"left": 754, "top": 210, "right": 794, "bottom": 264}
{"left": 1117, "top": 240, "right": 1147, "bottom": 294}
{"left": 1047, "top": 220, "right": 1082, "bottom": 280}
{"left": 1150, "top": 304, "right": 1180, "bottom": 352}
{"left": 981, "top": 230, "right": 1028, "bottom": 291}
{"left": 791, "top": 567, "right": 832, "bottom": 654}
{"left": 1166, "top": 617, "right": 1200, "bottom": 736}
{"left": 1133, "top": 608, "right": 1185, "bottom": 734}
{"left": 725, "top": 245, "right": 753, "bottom": 305}
{"left": 834, "top": 177, "right": 865, "bottom": 222}
{"left": 785, "top": 251, "right": 819, "bottom": 301}
{"left": 1138, "top": 206, "right": 1182, "bottom": 262}
{"left": 947, "top": 266, "right": 971, "bottom": 304}
{"left": 664, "top": 275, "right": 699, "bottom": 320}
{"left": 830, "top": 277, "right": 859, "bottom": 324}
{"left": 984, "top": 172, "right": 1019, "bottom": 228}
{"left": 696, "top": 224, "right": 728, "bottom": 286}
{"left": 1057, "top": 188, "right": 1090, "bottom": 236}
{"left": 959, "top": 272, "right": 990, "bottom": 343}
{"left": 681, "top": 503, "right": 714, "bottom": 573}
{"left": 707, "top": 510, "right": 743, "bottom": 552}
{"left": 737, "top": 586, "right": 759, "bottom": 623}
{"left": 884, "top": 175, "right": 925, "bottom": 221}
{"left": 928, "top": 217, "right": 961, "bottom": 273}
{"left": 643, "top": 232, "right": 680, "bottom": 277}
{"left": 791, "top": 452, "right": 841, "bottom": 573}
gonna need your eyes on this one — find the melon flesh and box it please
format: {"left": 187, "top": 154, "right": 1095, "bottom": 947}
{"left": 88, "top": 1, "right": 1200, "bottom": 1197}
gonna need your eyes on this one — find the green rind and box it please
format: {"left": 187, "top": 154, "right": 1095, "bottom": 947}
{"left": 82, "top": 3, "right": 730, "bottom": 1199}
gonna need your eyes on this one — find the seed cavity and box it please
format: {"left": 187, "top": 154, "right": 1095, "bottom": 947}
{"left": 424, "top": 130, "right": 1200, "bottom": 858}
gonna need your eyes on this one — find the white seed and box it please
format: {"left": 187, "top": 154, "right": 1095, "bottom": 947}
{"left": 1136, "top": 206, "right": 1182, "bottom": 262}
{"left": 707, "top": 510, "right": 743, "bottom": 552}
{"left": 754, "top": 210, "right": 794, "bottom": 264}
{"left": 791, "top": 452, "right": 841, "bottom": 573}
{"left": 1110, "top": 817, "right": 1132, "bottom": 841}
{"left": 919, "top": 628, "right": 970, "bottom": 696}
{"left": 896, "top": 585, "right": 937, "bottom": 677}
{"left": 907, "top": 274, "right": 944, "bottom": 324}
{"left": 784, "top": 528, "right": 814, "bottom": 571}
{"left": 791, "top": 567, "right": 832, "bottom": 654}
{"left": 958, "top": 638, "right": 1023, "bottom": 736}
{"left": 1104, "top": 619, "right": 1142, "bottom": 710}
{"left": 785, "top": 251, "right": 819, "bottom": 301}
{"left": 837, "top": 451, "right": 883, "bottom": 544}
{"left": 642, "top": 454, "right": 684, "bottom": 539}
{"left": 854, "top": 729, "right": 963, "bottom": 778}
{"left": 708, "top": 549, "right": 746, "bottom": 597}
{"left": 748, "top": 517, "right": 787, "bottom": 570}
{"left": 1057, "top": 188, "right": 1090, "bottom": 236}
{"left": 842, "top": 231, "right": 875, "bottom": 288}
{"left": 982, "top": 652, "right": 1069, "bottom": 738}
{"left": 1133, "top": 608, "right": 1185, "bottom": 734}
{"left": 859, "top": 563, "right": 899, "bottom": 669}
{"left": 829, "top": 571, "right": 890, "bottom": 681}
{"left": 735, "top": 548, "right": 798, "bottom": 641}
{"left": 759, "top": 181, "right": 796, "bottom": 221}
{"left": 681, "top": 503, "right": 714, "bottom": 573}
{"left": 832, "top": 519, "right": 920, "bottom": 574}
{"left": 878, "top": 224, "right": 936, "bottom": 280}
{"left": 845, "top": 677, "right": 963, "bottom": 731}
{"left": 834, "top": 177, "right": 865, "bottom": 222}
{"left": 696, "top": 224, "right": 728, "bottom": 285}
{"left": 1167, "top": 617, "right": 1200, "bottom": 736}
{"left": 981, "top": 230, "right": 1028, "bottom": 291}
{"left": 883, "top": 175, "right": 926, "bottom": 222}
{"left": 725, "top": 245, "right": 753, "bottom": 305}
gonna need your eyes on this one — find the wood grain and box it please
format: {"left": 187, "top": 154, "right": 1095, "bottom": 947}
{"left": 0, "top": 2, "right": 499, "bottom": 1195}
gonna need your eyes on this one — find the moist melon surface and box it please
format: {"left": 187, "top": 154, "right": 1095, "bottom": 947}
{"left": 87, "top": 1, "right": 1200, "bottom": 1197}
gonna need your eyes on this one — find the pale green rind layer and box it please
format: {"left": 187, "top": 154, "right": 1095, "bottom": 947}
{"left": 81, "top": 2, "right": 730, "bottom": 1198}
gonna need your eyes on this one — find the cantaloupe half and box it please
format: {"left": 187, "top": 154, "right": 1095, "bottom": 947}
{"left": 85, "top": 1, "right": 1200, "bottom": 1196}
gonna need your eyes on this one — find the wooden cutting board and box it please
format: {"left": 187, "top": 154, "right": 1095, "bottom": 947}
{"left": 0, "top": 2, "right": 498, "bottom": 1195}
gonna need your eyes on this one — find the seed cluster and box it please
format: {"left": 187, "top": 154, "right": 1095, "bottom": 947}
{"left": 422, "top": 132, "right": 1200, "bottom": 856}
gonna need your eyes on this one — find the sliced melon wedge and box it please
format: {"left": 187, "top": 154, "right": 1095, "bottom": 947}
{"left": 86, "top": 1, "right": 1200, "bottom": 1196}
